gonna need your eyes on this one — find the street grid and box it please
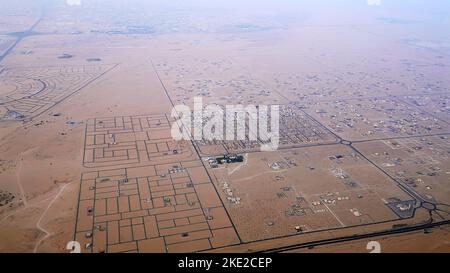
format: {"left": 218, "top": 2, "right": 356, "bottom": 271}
{"left": 0, "top": 64, "right": 117, "bottom": 122}
{"left": 70, "top": 59, "right": 450, "bottom": 252}
{"left": 75, "top": 160, "right": 240, "bottom": 253}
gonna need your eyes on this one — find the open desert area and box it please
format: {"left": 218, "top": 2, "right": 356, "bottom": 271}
{"left": 0, "top": 0, "right": 449, "bottom": 253}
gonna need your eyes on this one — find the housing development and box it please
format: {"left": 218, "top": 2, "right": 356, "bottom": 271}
{"left": 0, "top": 0, "right": 449, "bottom": 253}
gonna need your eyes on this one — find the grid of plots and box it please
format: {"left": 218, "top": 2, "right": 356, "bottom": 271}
{"left": 0, "top": 64, "right": 116, "bottom": 122}
{"left": 267, "top": 71, "right": 396, "bottom": 103}
{"left": 154, "top": 58, "right": 289, "bottom": 106}
{"left": 75, "top": 161, "right": 240, "bottom": 253}
{"left": 278, "top": 105, "right": 338, "bottom": 146}
{"left": 305, "top": 97, "right": 450, "bottom": 141}
{"left": 207, "top": 144, "right": 416, "bottom": 242}
{"left": 402, "top": 94, "right": 450, "bottom": 123}
{"left": 195, "top": 105, "right": 338, "bottom": 156}
{"left": 84, "top": 114, "right": 196, "bottom": 168}
{"left": 354, "top": 135, "right": 450, "bottom": 206}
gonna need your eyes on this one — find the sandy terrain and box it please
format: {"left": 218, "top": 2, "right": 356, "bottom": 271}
{"left": 0, "top": 0, "right": 449, "bottom": 253}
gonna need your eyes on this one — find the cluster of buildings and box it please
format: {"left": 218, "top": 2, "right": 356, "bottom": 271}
{"left": 221, "top": 181, "right": 241, "bottom": 205}
{"left": 168, "top": 166, "right": 186, "bottom": 174}
{"left": 205, "top": 154, "right": 244, "bottom": 168}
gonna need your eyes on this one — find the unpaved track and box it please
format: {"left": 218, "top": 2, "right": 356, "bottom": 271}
{"left": 33, "top": 181, "right": 74, "bottom": 253}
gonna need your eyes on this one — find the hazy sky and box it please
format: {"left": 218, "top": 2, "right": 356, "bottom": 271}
{"left": 0, "top": 0, "right": 449, "bottom": 36}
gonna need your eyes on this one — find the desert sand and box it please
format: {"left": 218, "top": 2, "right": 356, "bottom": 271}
{"left": 0, "top": 0, "right": 449, "bottom": 253}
